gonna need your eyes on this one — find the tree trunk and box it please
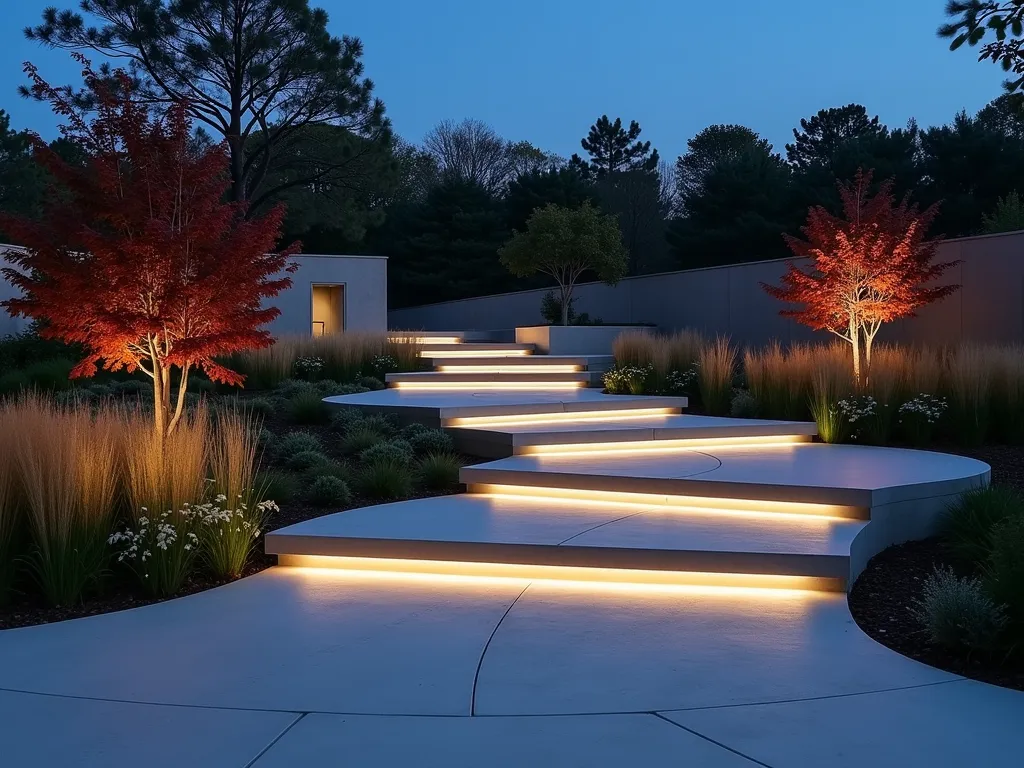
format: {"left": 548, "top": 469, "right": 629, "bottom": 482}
{"left": 849, "top": 318, "right": 862, "bottom": 388}
{"left": 167, "top": 363, "right": 190, "bottom": 436}
{"left": 560, "top": 284, "right": 572, "bottom": 326}
{"left": 151, "top": 361, "right": 168, "bottom": 444}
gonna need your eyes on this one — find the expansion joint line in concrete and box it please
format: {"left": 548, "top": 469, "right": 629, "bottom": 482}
{"left": 650, "top": 711, "right": 775, "bottom": 768}
{"left": 242, "top": 712, "right": 307, "bottom": 768}
{"left": 555, "top": 508, "right": 652, "bottom": 546}
{"left": 470, "top": 584, "right": 530, "bottom": 717}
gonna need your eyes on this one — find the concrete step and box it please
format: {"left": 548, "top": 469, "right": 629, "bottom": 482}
{"left": 426, "top": 355, "right": 614, "bottom": 371}
{"left": 415, "top": 343, "right": 535, "bottom": 356}
{"left": 459, "top": 444, "right": 991, "bottom": 520}
{"left": 385, "top": 371, "right": 596, "bottom": 390}
{"left": 266, "top": 494, "right": 863, "bottom": 592}
{"left": 449, "top": 414, "right": 817, "bottom": 458}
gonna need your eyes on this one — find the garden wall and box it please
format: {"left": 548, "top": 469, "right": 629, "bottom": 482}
{"left": 387, "top": 230, "right": 1024, "bottom": 346}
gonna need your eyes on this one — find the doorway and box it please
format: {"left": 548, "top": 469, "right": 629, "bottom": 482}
{"left": 311, "top": 284, "right": 344, "bottom": 336}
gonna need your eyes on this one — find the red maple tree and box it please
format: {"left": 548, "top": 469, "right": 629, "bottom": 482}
{"left": 764, "top": 170, "right": 959, "bottom": 383}
{"left": 1, "top": 57, "right": 299, "bottom": 438}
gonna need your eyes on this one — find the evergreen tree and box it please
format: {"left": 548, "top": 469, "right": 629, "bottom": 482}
{"left": 676, "top": 125, "right": 771, "bottom": 200}
{"left": 28, "top": 0, "right": 388, "bottom": 206}
{"left": 505, "top": 166, "right": 595, "bottom": 231}
{"left": 0, "top": 110, "right": 46, "bottom": 230}
{"left": 982, "top": 191, "right": 1024, "bottom": 234}
{"left": 977, "top": 94, "right": 1024, "bottom": 141}
{"left": 786, "top": 105, "right": 885, "bottom": 172}
{"left": 579, "top": 115, "right": 659, "bottom": 176}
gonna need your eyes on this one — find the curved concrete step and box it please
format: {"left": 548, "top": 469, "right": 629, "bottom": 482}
{"left": 427, "top": 355, "right": 613, "bottom": 371}
{"left": 460, "top": 444, "right": 990, "bottom": 517}
{"left": 451, "top": 414, "right": 817, "bottom": 458}
{"left": 265, "top": 494, "right": 865, "bottom": 591}
{"left": 416, "top": 343, "right": 535, "bottom": 355}
{"left": 386, "top": 371, "right": 593, "bottom": 385}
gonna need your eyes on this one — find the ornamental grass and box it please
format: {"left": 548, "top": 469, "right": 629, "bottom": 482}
{"left": 230, "top": 332, "right": 422, "bottom": 389}
{"left": 697, "top": 336, "right": 737, "bottom": 416}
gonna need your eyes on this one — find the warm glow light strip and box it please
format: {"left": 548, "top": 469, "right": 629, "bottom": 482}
{"left": 395, "top": 336, "right": 463, "bottom": 345}
{"left": 421, "top": 349, "right": 533, "bottom": 358}
{"left": 445, "top": 407, "right": 679, "bottom": 428}
{"left": 393, "top": 381, "right": 585, "bottom": 391}
{"left": 471, "top": 483, "right": 862, "bottom": 520}
{"left": 521, "top": 434, "right": 811, "bottom": 456}
{"left": 277, "top": 555, "right": 836, "bottom": 596}
{"left": 437, "top": 365, "right": 583, "bottom": 373}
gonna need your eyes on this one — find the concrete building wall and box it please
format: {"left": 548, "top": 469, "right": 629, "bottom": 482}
{"left": 269, "top": 254, "right": 388, "bottom": 336}
{"left": 388, "top": 231, "right": 1024, "bottom": 346}
{"left": 0, "top": 246, "right": 388, "bottom": 340}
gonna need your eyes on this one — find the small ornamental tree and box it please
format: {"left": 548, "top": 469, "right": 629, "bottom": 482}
{"left": 498, "top": 202, "right": 627, "bottom": 325}
{"left": 763, "top": 170, "right": 959, "bottom": 384}
{"left": 0, "top": 58, "right": 298, "bottom": 440}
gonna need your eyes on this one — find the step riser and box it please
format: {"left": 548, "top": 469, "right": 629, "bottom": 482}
{"left": 466, "top": 483, "right": 867, "bottom": 520}
{"left": 273, "top": 553, "right": 845, "bottom": 593}
{"left": 387, "top": 372, "right": 593, "bottom": 384}
{"left": 515, "top": 434, "right": 815, "bottom": 455}
{"left": 391, "top": 382, "right": 589, "bottom": 392}
{"left": 442, "top": 406, "right": 684, "bottom": 429}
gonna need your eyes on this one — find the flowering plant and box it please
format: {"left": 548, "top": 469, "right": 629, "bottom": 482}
{"left": 898, "top": 393, "right": 947, "bottom": 446}
{"left": 603, "top": 364, "right": 654, "bottom": 395}
{"left": 293, "top": 356, "right": 325, "bottom": 380}
{"left": 109, "top": 506, "right": 203, "bottom": 597}
{"left": 200, "top": 494, "right": 279, "bottom": 580}
{"left": 370, "top": 354, "right": 399, "bottom": 377}
{"left": 665, "top": 364, "right": 699, "bottom": 394}
{"left": 836, "top": 395, "right": 878, "bottom": 441}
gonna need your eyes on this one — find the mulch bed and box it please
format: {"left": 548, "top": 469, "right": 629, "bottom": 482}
{"left": 848, "top": 441, "right": 1024, "bottom": 692}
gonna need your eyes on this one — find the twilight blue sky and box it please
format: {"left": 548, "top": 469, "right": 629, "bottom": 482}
{"left": 0, "top": 0, "right": 1006, "bottom": 162}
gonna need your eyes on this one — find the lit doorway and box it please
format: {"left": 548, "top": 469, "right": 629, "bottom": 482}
{"left": 311, "top": 284, "right": 344, "bottom": 336}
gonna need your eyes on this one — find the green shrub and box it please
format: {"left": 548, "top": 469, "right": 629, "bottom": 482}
{"left": 360, "top": 413, "right": 397, "bottom": 436}
{"left": 289, "top": 391, "right": 330, "bottom": 425}
{"left": 256, "top": 427, "right": 274, "bottom": 451}
{"left": 333, "top": 383, "right": 371, "bottom": 396}
{"left": 417, "top": 452, "right": 463, "bottom": 491}
{"left": 341, "top": 425, "right": 385, "bottom": 455}
{"left": 245, "top": 397, "right": 275, "bottom": 419}
{"left": 0, "top": 371, "right": 29, "bottom": 397}
{"left": 602, "top": 364, "right": 652, "bottom": 395}
{"left": 330, "top": 408, "right": 366, "bottom": 434}
{"left": 729, "top": 390, "right": 758, "bottom": 418}
{"left": 985, "top": 515, "right": 1024, "bottom": 634}
{"left": 23, "top": 358, "right": 75, "bottom": 391}
{"left": 357, "top": 458, "right": 413, "bottom": 500}
{"left": 276, "top": 378, "right": 317, "bottom": 398}
{"left": 111, "top": 379, "right": 147, "bottom": 396}
{"left": 256, "top": 470, "right": 300, "bottom": 504}
{"left": 190, "top": 377, "right": 216, "bottom": 395}
{"left": 303, "top": 456, "right": 351, "bottom": 483}
{"left": 312, "top": 379, "right": 343, "bottom": 397}
{"left": 88, "top": 383, "right": 114, "bottom": 398}
{"left": 409, "top": 428, "right": 454, "bottom": 456}
{"left": 360, "top": 439, "right": 415, "bottom": 467}
{"left": 276, "top": 431, "right": 323, "bottom": 460}
{"left": 309, "top": 475, "right": 353, "bottom": 507}
{"left": 357, "top": 375, "right": 385, "bottom": 391}
{"left": 400, "top": 422, "right": 430, "bottom": 440}
{"left": 944, "top": 486, "right": 1024, "bottom": 567}
{"left": 286, "top": 449, "right": 331, "bottom": 472}
{"left": 911, "top": 567, "right": 1006, "bottom": 653}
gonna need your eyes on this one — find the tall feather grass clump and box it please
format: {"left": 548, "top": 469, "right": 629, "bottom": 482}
{"left": 809, "top": 369, "right": 848, "bottom": 443}
{"left": 10, "top": 396, "right": 123, "bottom": 606}
{"left": 945, "top": 344, "right": 995, "bottom": 445}
{"left": 202, "top": 407, "right": 271, "bottom": 580}
{"left": 990, "top": 346, "right": 1024, "bottom": 443}
{"left": 0, "top": 407, "right": 21, "bottom": 604}
{"left": 611, "top": 331, "right": 658, "bottom": 368}
{"left": 697, "top": 336, "right": 736, "bottom": 416}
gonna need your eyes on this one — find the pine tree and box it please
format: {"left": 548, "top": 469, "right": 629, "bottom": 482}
{"left": 579, "top": 116, "right": 659, "bottom": 176}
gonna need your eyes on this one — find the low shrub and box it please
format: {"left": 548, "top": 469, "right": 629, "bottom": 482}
{"left": 944, "top": 486, "right": 1024, "bottom": 568}
{"left": 256, "top": 470, "right": 300, "bottom": 504}
{"left": 109, "top": 507, "right": 202, "bottom": 598}
{"left": 360, "top": 439, "right": 415, "bottom": 467}
{"left": 289, "top": 390, "right": 330, "bottom": 425}
{"left": 22, "top": 358, "right": 75, "bottom": 391}
{"left": 0, "top": 370, "right": 30, "bottom": 397}
{"left": 417, "top": 452, "right": 462, "bottom": 492}
{"left": 293, "top": 355, "right": 325, "bottom": 381}
{"left": 111, "top": 379, "right": 147, "bottom": 397}
{"left": 275, "top": 379, "right": 317, "bottom": 399}
{"left": 199, "top": 496, "right": 277, "bottom": 581}
{"left": 836, "top": 394, "right": 880, "bottom": 443}
{"left": 309, "top": 475, "right": 352, "bottom": 507}
{"left": 286, "top": 449, "right": 331, "bottom": 472}
{"left": 244, "top": 397, "right": 275, "bottom": 419}
{"left": 330, "top": 408, "right": 366, "bottom": 434}
{"left": 911, "top": 567, "right": 1007, "bottom": 654}
{"left": 409, "top": 429, "right": 455, "bottom": 456}
{"left": 357, "top": 375, "right": 386, "bottom": 391}
{"left": 896, "top": 394, "right": 947, "bottom": 447}
{"left": 341, "top": 425, "right": 386, "bottom": 455}
{"left": 984, "top": 515, "right": 1024, "bottom": 634}
{"left": 334, "top": 383, "right": 371, "bottom": 396}
{"left": 729, "top": 390, "right": 758, "bottom": 418}
{"left": 303, "top": 457, "right": 351, "bottom": 483}
{"left": 357, "top": 458, "right": 413, "bottom": 500}
{"left": 275, "top": 431, "right": 323, "bottom": 461}
{"left": 602, "top": 364, "right": 653, "bottom": 395}
{"left": 360, "top": 413, "right": 397, "bottom": 437}
{"left": 88, "top": 383, "right": 114, "bottom": 398}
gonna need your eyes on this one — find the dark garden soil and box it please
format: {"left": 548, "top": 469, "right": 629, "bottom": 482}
{"left": 849, "top": 537, "right": 1024, "bottom": 692}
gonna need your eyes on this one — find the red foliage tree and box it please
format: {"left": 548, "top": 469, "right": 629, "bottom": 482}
{"left": 0, "top": 57, "right": 299, "bottom": 439}
{"left": 764, "top": 170, "right": 959, "bottom": 384}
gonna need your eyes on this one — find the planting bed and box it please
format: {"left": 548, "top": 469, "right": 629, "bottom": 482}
{"left": 850, "top": 537, "right": 1024, "bottom": 692}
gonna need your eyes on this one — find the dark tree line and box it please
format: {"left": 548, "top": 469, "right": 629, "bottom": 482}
{"left": 5, "top": 0, "right": 1024, "bottom": 309}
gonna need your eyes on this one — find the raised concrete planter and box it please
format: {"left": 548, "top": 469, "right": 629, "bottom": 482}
{"left": 515, "top": 325, "right": 646, "bottom": 356}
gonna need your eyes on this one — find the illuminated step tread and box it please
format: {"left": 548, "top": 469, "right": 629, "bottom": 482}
{"left": 265, "top": 494, "right": 864, "bottom": 589}
{"left": 426, "top": 355, "right": 614, "bottom": 368}
{"left": 386, "top": 371, "right": 593, "bottom": 384}
{"left": 459, "top": 443, "right": 991, "bottom": 512}
{"left": 416, "top": 343, "right": 535, "bottom": 353}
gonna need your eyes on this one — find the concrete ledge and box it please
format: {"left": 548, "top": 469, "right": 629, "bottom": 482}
{"left": 386, "top": 371, "right": 593, "bottom": 384}
{"left": 516, "top": 325, "right": 641, "bottom": 356}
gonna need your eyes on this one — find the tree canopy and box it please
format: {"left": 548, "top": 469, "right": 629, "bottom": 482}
{"left": 499, "top": 202, "right": 627, "bottom": 325}
{"left": 577, "top": 115, "right": 659, "bottom": 176}
{"left": 27, "top": 0, "right": 388, "bottom": 206}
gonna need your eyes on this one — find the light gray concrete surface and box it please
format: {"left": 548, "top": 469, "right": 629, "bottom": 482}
{"left": 664, "top": 679, "right": 1024, "bottom": 768}
{"left": 1, "top": 566, "right": 1020, "bottom": 766}
{"left": 0, "top": 689, "right": 298, "bottom": 768}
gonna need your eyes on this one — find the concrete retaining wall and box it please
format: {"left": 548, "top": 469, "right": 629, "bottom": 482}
{"left": 388, "top": 231, "right": 1024, "bottom": 346}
